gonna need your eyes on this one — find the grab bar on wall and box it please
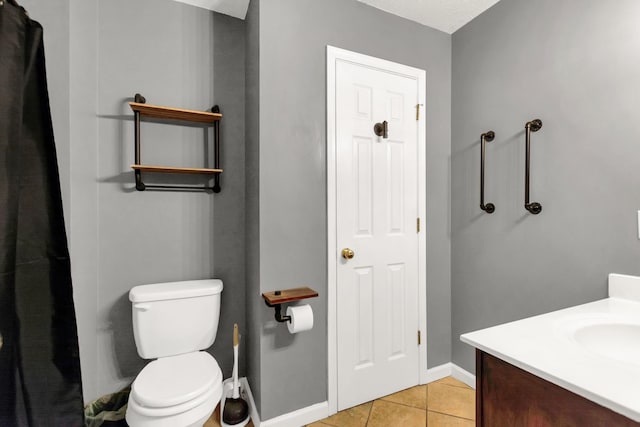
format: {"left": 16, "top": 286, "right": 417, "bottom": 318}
{"left": 524, "top": 119, "right": 543, "bottom": 214}
{"left": 480, "top": 131, "right": 496, "bottom": 213}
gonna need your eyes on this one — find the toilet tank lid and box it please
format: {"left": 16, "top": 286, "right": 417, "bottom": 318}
{"left": 129, "top": 279, "right": 223, "bottom": 303}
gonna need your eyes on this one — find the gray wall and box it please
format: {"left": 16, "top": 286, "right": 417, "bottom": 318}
{"left": 451, "top": 0, "right": 640, "bottom": 373}
{"left": 28, "top": 0, "right": 248, "bottom": 401}
{"left": 20, "top": 0, "right": 101, "bottom": 399}
{"left": 252, "top": 0, "right": 452, "bottom": 420}
{"left": 68, "top": 0, "right": 100, "bottom": 401}
{"left": 19, "top": 0, "right": 71, "bottom": 217}
{"left": 244, "top": 0, "right": 262, "bottom": 415}
{"left": 212, "top": 7, "right": 247, "bottom": 386}
{"left": 92, "top": 0, "right": 246, "bottom": 400}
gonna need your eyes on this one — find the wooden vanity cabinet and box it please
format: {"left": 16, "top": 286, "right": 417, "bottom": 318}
{"left": 475, "top": 350, "right": 639, "bottom": 426}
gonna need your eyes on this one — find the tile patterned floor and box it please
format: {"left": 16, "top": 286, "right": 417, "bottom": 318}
{"left": 204, "top": 376, "right": 474, "bottom": 427}
{"left": 308, "top": 377, "right": 475, "bottom": 427}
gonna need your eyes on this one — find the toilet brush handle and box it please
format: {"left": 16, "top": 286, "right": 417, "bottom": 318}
{"left": 232, "top": 345, "right": 239, "bottom": 398}
{"left": 233, "top": 324, "right": 238, "bottom": 347}
{"left": 232, "top": 323, "right": 240, "bottom": 399}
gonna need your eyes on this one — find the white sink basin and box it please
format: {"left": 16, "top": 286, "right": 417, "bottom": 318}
{"left": 561, "top": 316, "right": 640, "bottom": 366}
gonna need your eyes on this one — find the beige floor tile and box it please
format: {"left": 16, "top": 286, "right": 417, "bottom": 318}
{"left": 434, "top": 377, "right": 473, "bottom": 389}
{"left": 317, "top": 401, "right": 372, "bottom": 427}
{"left": 427, "top": 411, "right": 475, "bottom": 427}
{"left": 306, "top": 423, "right": 333, "bottom": 427}
{"left": 367, "top": 400, "right": 426, "bottom": 427}
{"left": 427, "top": 383, "right": 475, "bottom": 420}
{"left": 381, "top": 385, "right": 428, "bottom": 409}
{"left": 204, "top": 404, "right": 221, "bottom": 427}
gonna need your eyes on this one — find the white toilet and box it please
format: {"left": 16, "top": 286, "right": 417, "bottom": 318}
{"left": 126, "top": 279, "right": 224, "bottom": 427}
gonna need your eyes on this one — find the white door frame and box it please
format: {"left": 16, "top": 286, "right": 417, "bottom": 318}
{"left": 326, "top": 45, "right": 427, "bottom": 415}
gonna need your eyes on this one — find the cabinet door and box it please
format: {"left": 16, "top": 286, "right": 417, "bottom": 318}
{"left": 476, "top": 351, "right": 639, "bottom": 427}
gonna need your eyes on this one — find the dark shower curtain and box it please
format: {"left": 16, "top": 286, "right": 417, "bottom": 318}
{"left": 1, "top": 2, "right": 84, "bottom": 426}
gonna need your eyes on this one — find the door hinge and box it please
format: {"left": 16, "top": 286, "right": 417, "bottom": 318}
{"left": 418, "top": 330, "right": 421, "bottom": 346}
{"left": 417, "top": 217, "right": 420, "bottom": 233}
{"left": 416, "top": 103, "right": 423, "bottom": 121}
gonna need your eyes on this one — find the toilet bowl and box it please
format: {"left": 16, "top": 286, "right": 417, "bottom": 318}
{"left": 126, "top": 351, "right": 223, "bottom": 427}
{"left": 126, "top": 280, "right": 224, "bottom": 427}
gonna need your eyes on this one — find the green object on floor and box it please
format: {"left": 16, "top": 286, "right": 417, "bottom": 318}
{"left": 84, "top": 387, "right": 130, "bottom": 427}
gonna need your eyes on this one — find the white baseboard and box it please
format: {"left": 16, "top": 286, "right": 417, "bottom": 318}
{"left": 259, "top": 401, "right": 329, "bottom": 427}
{"left": 239, "top": 378, "right": 259, "bottom": 426}
{"left": 424, "top": 363, "right": 476, "bottom": 389}
{"left": 451, "top": 364, "right": 476, "bottom": 389}
{"left": 424, "top": 362, "right": 453, "bottom": 383}
{"left": 241, "top": 377, "right": 329, "bottom": 427}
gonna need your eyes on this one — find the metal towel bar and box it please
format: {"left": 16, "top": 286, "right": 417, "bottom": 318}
{"left": 524, "top": 119, "right": 543, "bottom": 214}
{"left": 480, "top": 131, "right": 496, "bottom": 213}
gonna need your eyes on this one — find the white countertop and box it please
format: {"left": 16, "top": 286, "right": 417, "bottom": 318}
{"left": 461, "top": 273, "right": 640, "bottom": 422}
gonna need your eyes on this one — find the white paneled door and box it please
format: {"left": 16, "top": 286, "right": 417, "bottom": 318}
{"left": 335, "top": 56, "right": 421, "bottom": 410}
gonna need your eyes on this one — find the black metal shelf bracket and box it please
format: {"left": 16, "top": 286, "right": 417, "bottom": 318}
{"left": 211, "top": 105, "right": 221, "bottom": 193}
{"left": 132, "top": 93, "right": 222, "bottom": 193}
{"left": 133, "top": 93, "right": 146, "bottom": 191}
{"left": 264, "top": 291, "right": 292, "bottom": 323}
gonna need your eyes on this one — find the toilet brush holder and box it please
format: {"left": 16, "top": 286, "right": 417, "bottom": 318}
{"left": 220, "top": 378, "right": 250, "bottom": 427}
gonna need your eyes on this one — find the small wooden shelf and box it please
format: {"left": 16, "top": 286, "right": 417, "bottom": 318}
{"left": 262, "top": 287, "right": 319, "bottom": 306}
{"left": 129, "top": 102, "right": 222, "bottom": 124}
{"left": 131, "top": 165, "right": 223, "bottom": 175}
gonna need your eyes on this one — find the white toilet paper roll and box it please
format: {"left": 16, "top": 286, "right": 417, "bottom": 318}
{"left": 286, "top": 304, "right": 314, "bottom": 334}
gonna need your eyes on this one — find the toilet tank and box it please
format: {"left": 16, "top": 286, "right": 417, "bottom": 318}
{"left": 129, "top": 279, "right": 223, "bottom": 359}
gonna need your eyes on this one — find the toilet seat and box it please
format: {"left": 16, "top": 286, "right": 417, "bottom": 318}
{"left": 126, "top": 383, "right": 221, "bottom": 427}
{"left": 132, "top": 351, "right": 221, "bottom": 408}
{"left": 128, "top": 382, "right": 220, "bottom": 418}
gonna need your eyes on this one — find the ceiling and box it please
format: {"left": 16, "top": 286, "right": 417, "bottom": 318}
{"left": 356, "top": 0, "right": 501, "bottom": 34}
{"left": 172, "top": 0, "right": 250, "bottom": 20}
{"left": 172, "top": 0, "right": 501, "bottom": 34}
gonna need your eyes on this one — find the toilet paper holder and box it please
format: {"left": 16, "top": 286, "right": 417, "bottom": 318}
{"left": 262, "top": 287, "right": 318, "bottom": 323}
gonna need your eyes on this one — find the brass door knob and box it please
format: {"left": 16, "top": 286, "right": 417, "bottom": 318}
{"left": 341, "top": 248, "right": 355, "bottom": 260}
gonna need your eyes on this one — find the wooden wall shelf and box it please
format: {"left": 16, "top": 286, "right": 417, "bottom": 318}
{"left": 129, "top": 102, "right": 222, "bottom": 124}
{"left": 262, "top": 287, "right": 319, "bottom": 324}
{"left": 131, "top": 165, "right": 222, "bottom": 175}
{"left": 262, "top": 287, "right": 319, "bottom": 306}
{"left": 129, "top": 93, "right": 222, "bottom": 192}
